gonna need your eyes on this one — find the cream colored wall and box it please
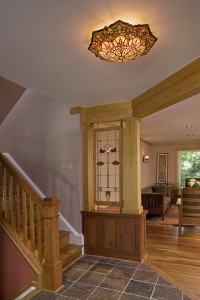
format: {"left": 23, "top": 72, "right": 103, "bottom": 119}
{"left": 150, "top": 143, "right": 200, "bottom": 187}
{"left": 141, "top": 140, "right": 152, "bottom": 188}
{"left": 0, "top": 89, "right": 82, "bottom": 232}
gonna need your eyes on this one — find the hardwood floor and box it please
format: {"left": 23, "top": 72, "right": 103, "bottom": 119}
{"left": 145, "top": 224, "right": 200, "bottom": 300}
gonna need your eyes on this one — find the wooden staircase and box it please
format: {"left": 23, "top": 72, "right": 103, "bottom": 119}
{"left": 59, "top": 230, "right": 82, "bottom": 270}
{"left": 0, "top": 152, "right": 82, "bottom": 297}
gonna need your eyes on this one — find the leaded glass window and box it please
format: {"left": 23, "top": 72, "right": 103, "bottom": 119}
{"left": 94, "top": 125, "right": 122, "bottom": 206}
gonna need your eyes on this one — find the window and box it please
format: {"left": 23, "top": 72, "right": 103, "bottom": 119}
{"left": 178, "top": 150, "right": 200, "bottom": 188}
{"left": 94, "top": 122, "right": 123, "bottom": 207}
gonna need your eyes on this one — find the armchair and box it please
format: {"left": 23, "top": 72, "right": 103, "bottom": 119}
{"left": 179, "top": 188, "right": 200, "bottom": 231}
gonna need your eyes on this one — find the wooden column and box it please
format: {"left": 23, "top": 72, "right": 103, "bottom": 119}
{"left": 123, "top": 117, "right": 143, "bottom": 214}
{"left": 83, "top": 121, "right": 94, "bottom": 210}
{"left": 42, "top": 197, "right": 62, "bottom": 292}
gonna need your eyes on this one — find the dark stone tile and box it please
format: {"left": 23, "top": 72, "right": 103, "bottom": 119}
{"left": 78, "top": 270, "right": 106, "bottom": 286}
{"left": 90, "top": 262, "right": 114, "bottom": 274}
{"left": 30, "top": 290, "right": 58, "bottom": 300}
{"left": 62, "top": 282, "right": 96, "bottom": 299}
{"left": 110, "top": 265, "right": 136, "bottom": 279}
{"left": 69, "top": 259, "right": 96, "bottom": 270}
{"left": 82, "top": 254, "right": 100, "bottom": 262}
{"left": 89, "top": 287, "right": 122, "bottom": 299}
{"left": 157, "top": 276, "right": 173, "bottom": 287}
{"left": 56, "top": 280, "right": 74, "bottom": 295}
{"left": 152, "top": 284, "right": 182, "bottom": 300}
{"left": 100, "top": 275, "right": 129, "bottom": 291}
{"left": 125, "top": 280, "right": 154, "bottom": 298}
{"left": 99, "top": 257, "right": 119, "bottom": 265}
{"left": 132, "top": 269, "right": 158, "bottom": 283}
{"left": 117, "top": 260, "right": 140, "bottom": 268}
{"left": 120, "top": 292, "right": 151, "bottom": 299}
{"left": 63, "top": 267, "right": 86, "bottom": 281}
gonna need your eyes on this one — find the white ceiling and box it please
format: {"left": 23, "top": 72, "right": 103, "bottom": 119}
{"left": 141, "top": 94, "right": 200, "bottom": 144}
{"left": 0, "top": 0, "right": 199, "bottom": 143}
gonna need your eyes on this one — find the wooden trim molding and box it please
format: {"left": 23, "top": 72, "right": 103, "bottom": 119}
{"left": 70, "top": 57, "right": 200, "bottom": 122}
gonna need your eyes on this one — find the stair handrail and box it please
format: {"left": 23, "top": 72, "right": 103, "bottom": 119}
{"left": 0, "top": 152, "right": 42, "bottom": 204}
{"left": 0, "top": 152, "right": 62, "bottom": 291}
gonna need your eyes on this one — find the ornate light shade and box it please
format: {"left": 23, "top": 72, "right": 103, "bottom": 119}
{"left": 88, "top": 20, "right": 157, "bottom": 63}
{"left": 143, "top": 155, "right": 150, "bottom": 163}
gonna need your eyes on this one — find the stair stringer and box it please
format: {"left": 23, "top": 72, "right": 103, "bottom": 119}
{"left": 3, "top": 152, "right": 84, "bottom": 248}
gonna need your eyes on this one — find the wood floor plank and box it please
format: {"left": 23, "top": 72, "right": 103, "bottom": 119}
{"left": 145, "top": 225, "right": 200, "bottom": 300}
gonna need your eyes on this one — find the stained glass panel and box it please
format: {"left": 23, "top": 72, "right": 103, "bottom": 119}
{"left": 94, "top": 126, "right": 121, "bottom": 206}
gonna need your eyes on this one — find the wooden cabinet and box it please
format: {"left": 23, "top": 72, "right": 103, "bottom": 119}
{"left": 81, "top": 210, "right": 147, "bottom": 262}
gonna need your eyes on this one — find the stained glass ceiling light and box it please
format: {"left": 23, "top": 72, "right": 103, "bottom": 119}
{"left": 88, "top": 20, "right": 157, "bottom": 63}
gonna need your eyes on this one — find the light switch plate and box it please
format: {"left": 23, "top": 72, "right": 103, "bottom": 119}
{"left": 61, "top": 161, "right": 72, "bottom": 170}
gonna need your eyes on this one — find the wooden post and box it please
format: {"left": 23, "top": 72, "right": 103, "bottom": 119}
{"left": 83, "top": 121, "right": 94, "bottom": 210}
{"left": 42, "top": 197, "right": 62, "bottom": 292}
{"left": 123, "top": 117, "right": 143, "bottom": 214}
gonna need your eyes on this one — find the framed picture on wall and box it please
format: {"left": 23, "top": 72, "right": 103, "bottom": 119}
{"left": 156, "top": 153, "right": 168, "bottom": 184}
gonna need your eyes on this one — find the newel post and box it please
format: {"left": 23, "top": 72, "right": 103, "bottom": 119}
{"left": 42, "top": 197, "right": 62, "bottom": 291}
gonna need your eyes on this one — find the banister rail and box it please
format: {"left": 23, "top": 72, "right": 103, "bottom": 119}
{"left": 0, "top": 152, "right": 62, "bottom": 291}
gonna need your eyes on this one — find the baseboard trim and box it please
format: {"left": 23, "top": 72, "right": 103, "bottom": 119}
{"left": 8, "top": 281, "right": 38, "bottom": 300}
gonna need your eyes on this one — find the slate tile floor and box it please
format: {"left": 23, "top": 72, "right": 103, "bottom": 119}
{"left": 30, "top": 255, "right": 191, "bottom": 300}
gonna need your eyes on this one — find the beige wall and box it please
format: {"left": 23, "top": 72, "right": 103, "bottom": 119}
{"left": 140, "top": 140, "right": 152, "bottom": 188}
{"left": 141, "top": 141, "right": 200, "bottom": 188}
{"left": 0, "top": 89, "right": 82, "bottom": 232}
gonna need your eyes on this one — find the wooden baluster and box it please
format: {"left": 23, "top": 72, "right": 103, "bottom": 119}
{"left": 3, "top": 166, "right": 8, "bottom": 221}
{"left": 22, "top": 190, "right": 28, "bottom": 244}
{"left": 29, "top": 196, "right": 35, "bottom": 251}
{"left": 42, "top": 197, "right": 62, "bottom": 291}
{"left": 16, "top": 183, "right": 21, "bottom": 234}
{"left": 37, "top": 206, "right": 43, "bottom": 263}
{"left": 10, "top": 175, "right": 14, "bottom": 228}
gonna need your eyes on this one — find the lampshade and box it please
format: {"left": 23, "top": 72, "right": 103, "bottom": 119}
{"left": 88, "top": 20, "right": 157, "bottom": 63}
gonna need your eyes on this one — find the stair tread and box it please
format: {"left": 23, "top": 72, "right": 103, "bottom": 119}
{"left": 60, "top": 244, "right": 82, "bottom": 257}
{"left": 60, "top": 244, "right": 82, "bottom": 270}
{"left": 59, "top": 229, "right": 70, "bottom": 235}
{"left": 59, "top": 230, "right": 70, "bottom": 249}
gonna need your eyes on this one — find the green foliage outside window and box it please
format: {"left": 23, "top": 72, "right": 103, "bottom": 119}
{"left": 180, "top": 151, "right": 200, "bottom": 188}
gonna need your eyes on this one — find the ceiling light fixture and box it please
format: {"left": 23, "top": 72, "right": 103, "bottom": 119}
{"left": 88, "top": 20, "right": 157, "bottom": 63}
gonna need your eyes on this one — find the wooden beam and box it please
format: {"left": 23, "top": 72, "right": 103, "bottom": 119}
{"left": 70, "top": 106, "right": 84, "bottom": 115}
{"left": 131, "top": 57, "right": 200, "bottom": 117}
{"left": 70, "top": 57, "right": 200, "bottom": 122}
